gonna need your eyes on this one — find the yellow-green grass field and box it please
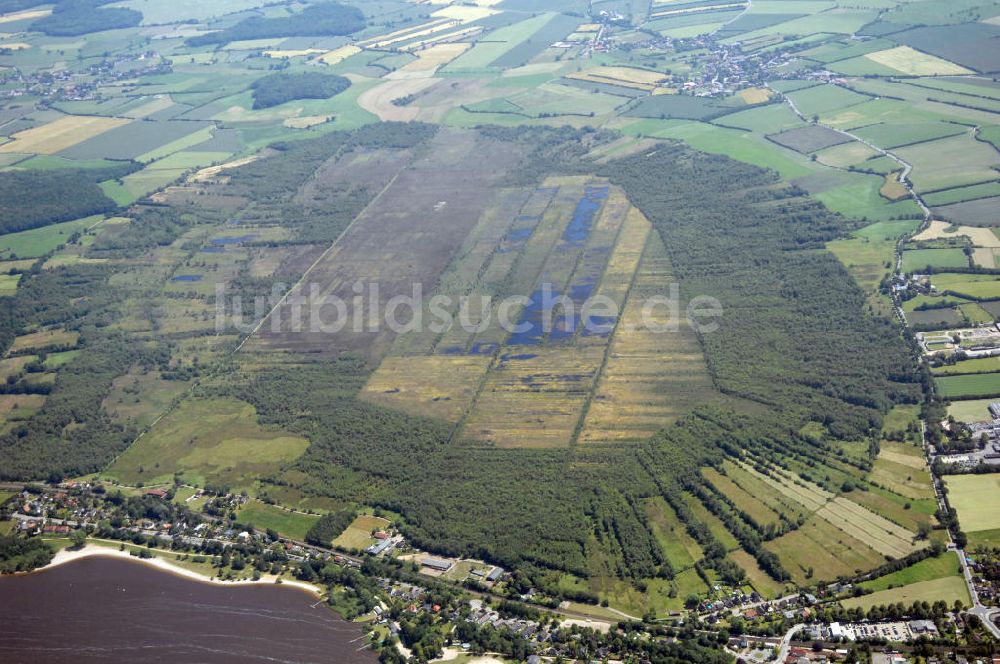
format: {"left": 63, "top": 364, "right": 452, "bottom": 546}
{"left": 703, "top": 467, "right": 780, "bottom": 527}
{"left": 333, "top": 514, "right": 390, "bottom": 551}
{"left": 841, "top": 575, "right": 971, "bottom": 611}
{"left": 580, "top": 228, "right": 718, "bottom": 443}
{"left": 361, "top": 355, "right": 492, "bottom": 422}
{"left": 947, "top": 397, "right": 999, "bottom": 423}
{"left": 936, "top": 358, "right": 1000, "bottom": 377}
{"left": 0, "top": 215, "right": 103, "bottom": 259}
{"left": 870, "top": 441, "right": 935, "bottom": 501}
{"left": 102, "top": 368, "right": 189, "bottom": 429}
{"left": 944, "top": 474, "right": 1000, "bottom": 534}
{"left": 643, "top": 496, "right": 703, "bottom": 571}
{"left": 765, "top": 517, "right": 886, "bottom": 585}
{"left": 236, "top": 500, "right": 319, "bottom": 541}
{"left": 730, "top": 549, "right": 787, "bottom": 598}
{"left": 859, "top": 551, "right": 963, "bottom": 593}
{"left": 967, "top": 528, "right": 1000, "bottom": 549}
{"left": 9, "top": 328, "right": 78, "bottom": 353}
{"left": 109, "top": 397, "right": 309, "bottom": 488}
{"left": 864, "top": 46, "right": 972, "bottom": 76}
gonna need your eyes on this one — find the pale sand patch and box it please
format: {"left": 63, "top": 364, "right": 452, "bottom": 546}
{"left": 913, "top": 219, "right": 1000, "bottom": 247}
{"left": 431, "top": 5, "right": 499, "bottom": 23}
{"left": 0, "top": 8, "right": 51, "bottom": 24}
{"left": 0, "top": 42, "right": 30, "bottom": 51}
{"left": 356, "top": 77, "right": 439, "bottom": 121}
{"left": 501, "top": 61, "right": 567, "bottom": 77}
{"left": 0, "top": 115, "right": 131, "bottom": 155}
{"left": 283, "top": 115, "right": 331, "bottom": 128}
{"left": 43, "top": 545, "right": 322, "bottom": 596}
{"left": 191, "top": 155, "right": 260, "bottom": 181}
{"left": 392, "top": 42, "right": 470, "bottom": 77}
{"left": 561, "top": 618, "right": 612, "bottom": 633}
{"left": 973, "top": 247, "right": 998, "bottom": 269}
{"left": 317, "top": 44, "right": 361, "bottom": 66}
{"left": 264, "top": 48, "right": 326, "bottom": 58}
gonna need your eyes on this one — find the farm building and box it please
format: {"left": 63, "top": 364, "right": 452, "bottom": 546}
{"left": 422, "top": 557, "right": 453, "bottom": 572}
{"left": 366, "top": 538, "right": 395, "bottom": 556}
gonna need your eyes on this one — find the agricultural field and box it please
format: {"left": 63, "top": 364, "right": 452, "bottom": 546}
{"left": 0, "top": 116, "right": 131, "bottom": 155}
{"left": 944, "top": 474, "right": 1000, "bottom": 535}
{"left": 947, "top": 398, "right": 999, "bottom": 424}
{"left": 236, "top": 500, "right": 320, "bottom": 541}
{"left": 842, "top": 575, "right": 972, "bottom": 611}
{"left": 937, "top": 373, "right": 1000, "bottom": 399}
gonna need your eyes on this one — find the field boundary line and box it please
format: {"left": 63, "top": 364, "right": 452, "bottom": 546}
{"left": 570, "top": 196, "right": 644, "bottom": 448}
{"left": 233, "top": 159, "right": 409, "bottom": 353}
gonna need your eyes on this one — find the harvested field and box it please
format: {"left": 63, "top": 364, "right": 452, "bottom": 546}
{"left": 318, "top": 45, "right": 361, "bottom": 65}
{"left": 0, "top": 116, "right": 130, "bottom": 155}
{"left": 880, "top": 171, "right": 908, "bottom": 201}
{"left": 864, "top": 46, "right": 973, "bottom": 76}
{"left": 0, "top": 8, "right": 50, "bottom": 23}
{"left": 246, "top": 129, "right": 526, "bottom": 361}
{"left": 738, "top": 87, "right": 771, "bottom": 104}
{"left": 912, "top": 220, "right": 1000, "bottom": 247}
{"left": 431, "top": 5, "right": 498, "bottom": 22}
{"left": 394, "top": 43, "right": 471, "bottom": 74}
{"left": 566, "top": 66, "right": 666, "bottom": 91}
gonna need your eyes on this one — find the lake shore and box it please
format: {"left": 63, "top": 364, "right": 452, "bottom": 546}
{"left": 39, "top": 543, "right": 325, "bottom": 597}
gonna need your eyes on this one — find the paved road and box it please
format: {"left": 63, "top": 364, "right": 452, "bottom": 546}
{"left": 772, "top": 623, "right": 806, "bottom": 663}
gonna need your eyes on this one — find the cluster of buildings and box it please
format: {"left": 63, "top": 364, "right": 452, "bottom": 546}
{"left": 2, "top": 48, "right": 169, "bottom": 101}
{"left": 828, "top": 619, "right": 939, "bottom": 642}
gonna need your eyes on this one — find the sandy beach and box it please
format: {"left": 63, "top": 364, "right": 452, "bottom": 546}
{"left": 41, "top": 544, "right": 324, "bottom": 596}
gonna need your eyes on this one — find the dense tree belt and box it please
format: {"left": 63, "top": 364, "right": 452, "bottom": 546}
{"left": 251, "top": 73, "right": 351, "bottom": 110}
{"left": 185, "top": 3, "right": 365, "bottom": 47}
{"left": 0, "top": 162, "right": 139, "bottom": 236}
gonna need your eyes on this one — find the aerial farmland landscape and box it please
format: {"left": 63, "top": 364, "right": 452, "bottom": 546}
{"left": 0, "top": 0, "right": 999, "bottom": 662}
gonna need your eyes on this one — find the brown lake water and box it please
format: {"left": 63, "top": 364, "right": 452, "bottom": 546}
{"left": 0, "top": 556, "right": 378, "bottom": 663}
